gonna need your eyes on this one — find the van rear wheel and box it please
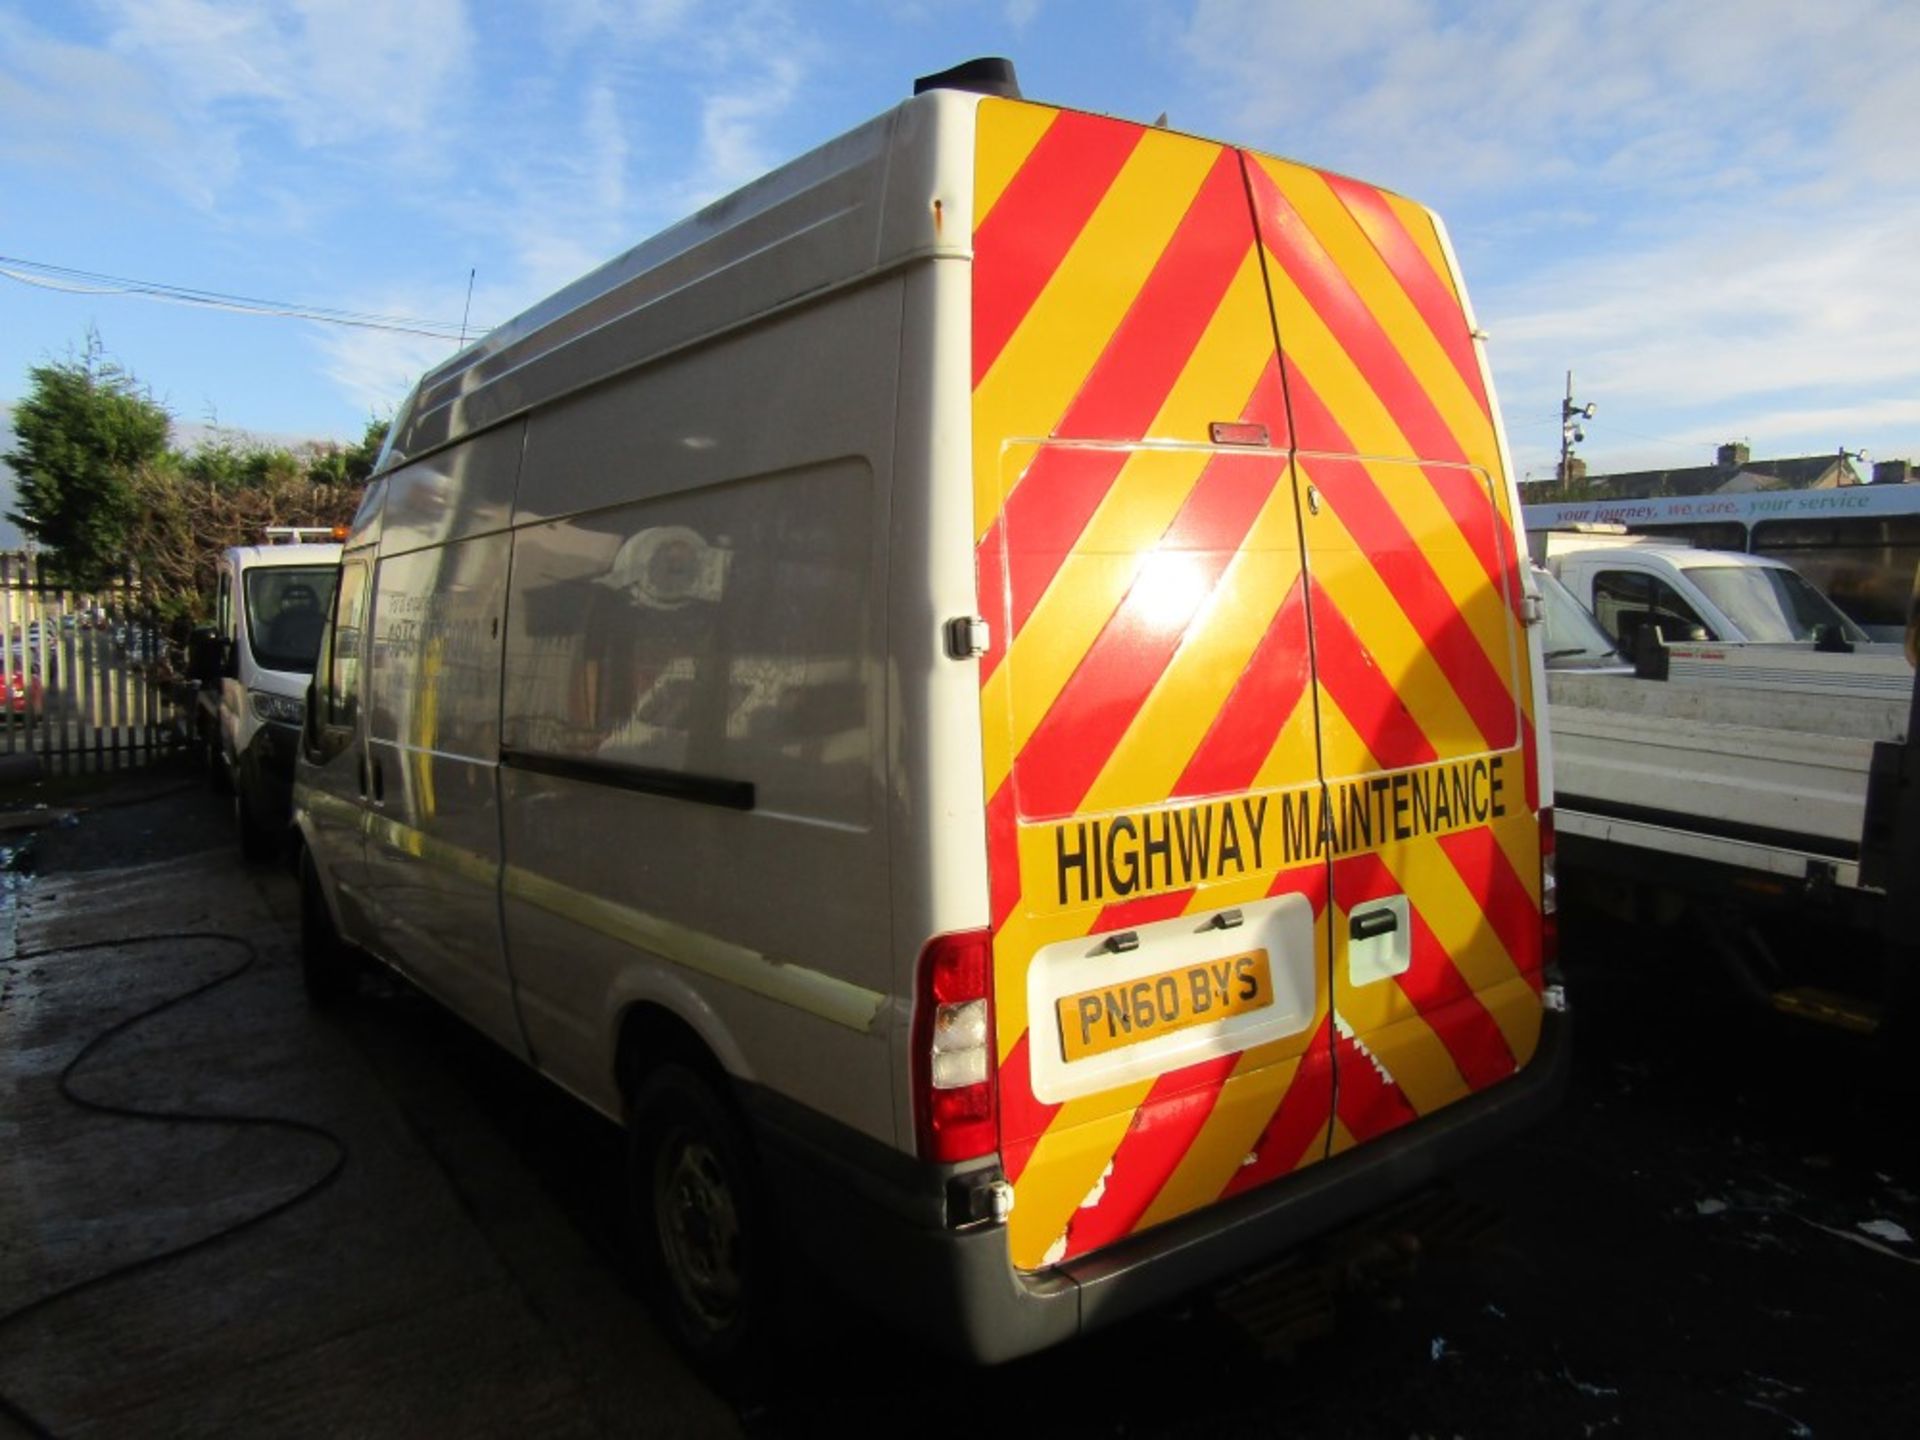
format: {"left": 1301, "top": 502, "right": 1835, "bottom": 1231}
{"left": 626, "top": 1064, "right": 773, "bottom": 1371}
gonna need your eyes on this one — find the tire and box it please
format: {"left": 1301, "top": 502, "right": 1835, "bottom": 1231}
{"left": 300, "top": 851, "right": 358, "bottom": 1006}
{"left": 236, "top": 784, "right": 277, "bottom": 864}
{"left": 626, "top": 1063, "right": 775, "bottom": 1372}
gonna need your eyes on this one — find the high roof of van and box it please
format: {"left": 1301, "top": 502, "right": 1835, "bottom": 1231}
{"left": 376, "top": 86, "right": 1438, "bottom": 476}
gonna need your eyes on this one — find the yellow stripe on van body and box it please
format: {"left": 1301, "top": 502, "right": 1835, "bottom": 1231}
{"left": 1364, "top": 817, "right": 1537, "bottom": 1063}
{"left": 1008, "top": 1083, "right": 1155, "bottom": 1269}
{"left": 992, "top": 906, "right": 1104, "bottom": 1066}
{"left": 1250, "top": 688, "right": 1325, "bottom": 797}
{"left": 1272, "top": 278, "right": 1516, "bottom": 693}
{"left": 1138, "top": 1057, "right": 1329, "bottom": 1230}
{"left": 1492, "top": 805, "right": 1543, "bottom": 909}
{"left": 1134, "top": 876, "right": 1336, "bottom": 1230}
{"left": 500, "top": 864, "right": 886, "bottom": 1033}
{"left": 980, "top": 251, "right": 1282, "bottom": 799}
{"left": 1261, "top": 162, "right": 1501, "bottom": 476}
{"left": 979, "top": 451, "right": 1210, "bottom": 801}
{"left": 1331, "top": 940, "right": 1471, "bottom": 1116}
{"left": 1328, "top": 1116, "right": 1360, "bottom": 1157}
{"left": 1076, "top": 482, "right": 1304, "bottom": 818}
{"left": 971, "top": 132, "right": 1220, "bottom": 539}
{"left": 1383, "top": 192, "right": 1462, "bottom": 307}
{"left": 367, "top": 812, "right": 493, "bottom": 883}
{"left": 1291, "top": 481, "right": 1490, "bottom": 771}
{"left": 974, "top": 101, "right": 1058, "bottom": 226}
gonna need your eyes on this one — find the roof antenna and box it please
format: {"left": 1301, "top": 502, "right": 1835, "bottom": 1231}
{"left": 458, "top": 266, "right": 476, "bottom": 349}
{"left": 914, "top": 57, "right": 1021, "bottom": 98}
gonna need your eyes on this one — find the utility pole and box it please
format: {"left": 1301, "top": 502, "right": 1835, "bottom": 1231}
{"left": 1560, "top": 371, "right": 1596, "bottom": 495}
{"left": 1838, "top": 445, "right": 1869, "bottom": 486}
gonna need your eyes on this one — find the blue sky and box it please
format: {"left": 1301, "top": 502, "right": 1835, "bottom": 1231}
{"left": 2, "top": 0, "right": 1917, "bottom": 486}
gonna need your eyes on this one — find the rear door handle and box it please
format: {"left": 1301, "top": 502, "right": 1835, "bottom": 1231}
{"left": 1350, "top": 907, "right": 1399, "bottom": 941}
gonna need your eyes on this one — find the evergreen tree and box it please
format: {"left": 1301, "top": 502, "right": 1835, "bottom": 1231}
{"left": 5, "top": 332, "right": 172, "bottom": 587}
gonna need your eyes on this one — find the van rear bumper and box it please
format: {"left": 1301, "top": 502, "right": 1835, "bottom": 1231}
{"left": 747, "top": 1002, "right": 1569, "bottom": 1364}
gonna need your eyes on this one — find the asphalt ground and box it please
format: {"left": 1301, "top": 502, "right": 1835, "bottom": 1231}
{"left": 2, "top": 766, "right": 1917, "bottom": 1437}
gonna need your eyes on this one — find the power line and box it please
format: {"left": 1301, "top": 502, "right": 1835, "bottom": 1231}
{"left": 0, "top": 254, "right": 484, "bottom": 341}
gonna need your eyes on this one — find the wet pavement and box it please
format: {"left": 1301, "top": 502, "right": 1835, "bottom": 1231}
{"left": 0, "top": 767, "right": 732, "bottom": 1439}
{"left": 2, "top": 768, "right": 1918, "bottom": 1437}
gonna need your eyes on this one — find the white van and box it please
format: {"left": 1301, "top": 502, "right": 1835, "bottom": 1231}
{"left": 201, "top": 535, "right": 341, "bottom": 858}
{"left": 1548, "top": 538, "right": 1870, "bottom": 650}
{"left": 295, "top": 59, "right": 1565, "bottom": 1366}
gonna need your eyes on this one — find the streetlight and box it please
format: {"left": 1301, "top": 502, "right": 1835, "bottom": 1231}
{"left": 1838, "top": 446, "right": 1869, "bottom": 485}
{"left": 1560, "top": 370, "right": 1596, "bottom": 495}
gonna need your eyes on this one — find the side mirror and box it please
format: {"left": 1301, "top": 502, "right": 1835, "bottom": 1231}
{"left": 1633, "top": 624, "right": 1670, "bottom": 681}
{"left": 187, "top": 626, "right": 221, "bottom": 686}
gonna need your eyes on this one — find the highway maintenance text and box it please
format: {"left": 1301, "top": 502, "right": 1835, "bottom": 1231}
{"left": 1047, "top": 753, "right": 1511, "bottom": 906}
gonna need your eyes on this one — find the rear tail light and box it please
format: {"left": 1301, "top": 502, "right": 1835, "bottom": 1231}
{"left": 1540, "top": 807, "right": 1558, "bottom": 971}
{"left": 912, "top": 929, "right": 998, "bottom": 1164}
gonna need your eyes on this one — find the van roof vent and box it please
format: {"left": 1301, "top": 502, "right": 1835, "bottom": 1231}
{"left": 914, "top": 57, "right": 1021, "bottom": 99}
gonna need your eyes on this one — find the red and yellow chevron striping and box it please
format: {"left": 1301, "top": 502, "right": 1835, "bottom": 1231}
{"left": 970, "top": 98, "right": 1543, "bottom": 1271}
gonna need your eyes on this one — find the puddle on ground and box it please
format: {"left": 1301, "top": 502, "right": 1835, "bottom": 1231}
{"left": 0, "top": 838, "right": 38, "bottom": 963}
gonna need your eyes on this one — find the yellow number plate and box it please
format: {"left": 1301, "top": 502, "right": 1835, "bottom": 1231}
{"left": 1056, "top": 950, "right": 1273, "bottom": 1063}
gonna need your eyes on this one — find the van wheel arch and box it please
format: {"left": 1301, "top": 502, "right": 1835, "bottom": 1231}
{"left": 616, "top": 1003, "right": 731, "bottom": 1106}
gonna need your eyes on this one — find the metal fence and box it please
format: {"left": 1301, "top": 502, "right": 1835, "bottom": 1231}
{"left": 0, "top": 550, "right": 183, "bottom": 775}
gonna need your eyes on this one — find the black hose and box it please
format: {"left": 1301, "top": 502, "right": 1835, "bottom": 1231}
{"left": 0, "top": 931, "right": 349, "bottom": 1439}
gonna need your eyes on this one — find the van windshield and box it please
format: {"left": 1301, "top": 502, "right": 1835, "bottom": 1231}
{"left": 1536, "top": 568, "right": 1623, "bottom": 667}
{"left": 1688, "top": 564, "right": 1868, "bottom": 644}
{"left": 245, "top": 566, "right": 339, "bottom": 674}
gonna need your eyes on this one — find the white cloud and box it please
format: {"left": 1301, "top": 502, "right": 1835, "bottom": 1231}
{"left": 480, "top": 0, "right": 821, "bottom": 297}
{"left": 100, "top": 0, "right": 474, "bottom": 147}
{"left": 1182, "top": 0, "right": 1913, "bottom": 197}
{"left": 536, "top": 0, "right": 696, "bottom": 53}
{"left": 0, "top": 10, "right": 236, "bottom": 203}
{"left": 1, "top": 1, "right": 823, "bottom": 426}
{"left": 694, "top": 50, "right": 807, "bottom": 195}
{"left": 1181, "top": 0, "right": 1920, "bottom": 474}
{"left": 309, "top": 313, "right": 463, "bottom": 419}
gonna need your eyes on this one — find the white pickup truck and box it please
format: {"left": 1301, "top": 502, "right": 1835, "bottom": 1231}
{"left": 1538, "top": 565, "right": 1918, "bottom": 1032}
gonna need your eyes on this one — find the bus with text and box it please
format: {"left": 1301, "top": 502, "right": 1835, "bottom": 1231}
{"left": 1525, "top": 486, "right": 1920, "bottom": 641}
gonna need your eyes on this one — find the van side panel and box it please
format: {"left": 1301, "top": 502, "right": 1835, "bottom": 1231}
{"left": 1243, "top": 154, "right": 1545, "bottom": 1148}
{"left": 362, "top": 527, "right": 523, "bottom": 1058}
{"left": 971, "top": 100, "right": 1339, "bottom": 1272}
{"left": 498, "top": 282, "right": 901, "bottom": 1137}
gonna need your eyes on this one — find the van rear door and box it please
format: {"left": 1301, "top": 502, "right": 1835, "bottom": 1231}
{"left": 971, "top": 103, "right": 1338, "bottom": 1272}
{"left": 1241, "top": 152, "right": 1546, "bottom": 1154}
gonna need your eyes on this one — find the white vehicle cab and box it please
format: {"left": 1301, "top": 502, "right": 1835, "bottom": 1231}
{"left": 204, "top": 530, "right": 341, "bottom": 859}
{"left": 1533, "top": 564, "right": 1631, "bottom": 675}
{"left": 1547, "top": 537, "right": 1869, "bottom": 651}
{"left": 293, "top": 59, "right": 1564, "bottom": 1367}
